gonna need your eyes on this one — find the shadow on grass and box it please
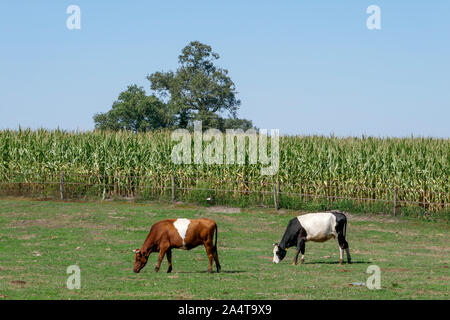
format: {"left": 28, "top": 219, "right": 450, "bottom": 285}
{"left": 174, "top": 270, "right": 246, "bottom": 274}
{"left": 304, "top": 260, "right": 372, "bottom": 265}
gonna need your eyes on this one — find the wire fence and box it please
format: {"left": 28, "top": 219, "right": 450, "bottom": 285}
{"left": 1, "top": 171, "right": 449, "bottom": 217}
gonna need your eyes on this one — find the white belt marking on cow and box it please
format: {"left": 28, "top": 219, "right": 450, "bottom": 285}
{"left": 174, "top": 218, "right": 191, "bottom": 248}
{"left": 297, "top": 212, "right": 337, "bottom": 242}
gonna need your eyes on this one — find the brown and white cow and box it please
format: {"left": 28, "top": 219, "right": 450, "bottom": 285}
{"left": 133, "top": 218, "right": 221, "bottom": 273}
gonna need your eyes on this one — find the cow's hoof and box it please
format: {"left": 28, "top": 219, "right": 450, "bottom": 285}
{"left": 338, "top": 259, "right": 343, "bottom": 265}
{"left": 348, "top": 260, "right": 352, "bottom": 264}
{"left": 291, "top": 262, "right": 297, "bottom": 266}
{"left": 216, "top": 267, "right": 221, "bottom": 273}
{"left": 207, "top": 269, "right": 213, "bottom": 273}
{"left": 155, "top": 267, "right": 160, "bottom": 272}
{"left": 167, "top": 267, "right": 172, "bottom": 273}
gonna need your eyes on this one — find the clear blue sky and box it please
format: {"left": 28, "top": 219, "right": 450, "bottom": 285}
{"left": 1, "top": 1, "right": 449, "bottom": 137}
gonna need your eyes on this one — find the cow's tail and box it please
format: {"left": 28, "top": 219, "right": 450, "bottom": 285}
{"left": 343, "top": 215, "right": 347, "bottom": 238}
{"left": 214, "top": 223, "right": 218, "bottom": 250}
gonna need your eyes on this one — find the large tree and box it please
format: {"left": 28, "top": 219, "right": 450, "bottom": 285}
{"left": 93, "top": 85, "right": 173, "bottom": 132}
{"left": 94, "top": 41, "right": 255, "bottom": 132}
{"left": 148, "top": 41, "right": 249, "bottom": 129}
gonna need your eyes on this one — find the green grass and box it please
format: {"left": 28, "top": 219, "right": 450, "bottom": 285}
{"left": 0, "top": 198, "right": 448, "bottom": 299}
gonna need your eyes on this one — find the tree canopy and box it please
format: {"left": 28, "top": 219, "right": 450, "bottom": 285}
{"left": 94, "top": 41, "right": 255, "bottom": 132}
{"left": 93, "top": 85, "right": 173, "bottom": 132}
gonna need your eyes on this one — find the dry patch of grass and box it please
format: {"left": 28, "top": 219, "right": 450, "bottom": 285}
{"left": 206, "top": 206, "right": 241, "bottom": 214}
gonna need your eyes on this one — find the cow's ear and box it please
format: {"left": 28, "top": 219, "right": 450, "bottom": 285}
{"left": 132, "top": 249, "right": 140, "bottom": 253}
{"left": 273, "top": 243, "right": 278, "bottom": 246}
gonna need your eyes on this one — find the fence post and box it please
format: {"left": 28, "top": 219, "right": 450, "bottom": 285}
{"left": 60, "top": 171, "right": 65, "bottom": 200}
{"left": 277, "top": 179, "right": 281, "bottom": 209}
{"left": 393, "top": 187, "right": 398, "bottom": 216}
{"left": 261, "top": 181, "right": 265, "bottom": 204}
{"left": 273, "top": 182, "right": 278, "bottom": 211}
{"left": 171, "top": 175, "right": 175, "bottom": 202}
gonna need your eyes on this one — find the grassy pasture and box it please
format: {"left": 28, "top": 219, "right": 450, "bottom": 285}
{"left": 0, "top": 198, "right": 448, "bottom": 300}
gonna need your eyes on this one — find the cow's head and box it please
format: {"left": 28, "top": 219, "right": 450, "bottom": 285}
{"left": 272, "top": 243, "right": 287, "bottom": 264}
{"left": 133, "top": 248, "right": 148, "bottom": 273}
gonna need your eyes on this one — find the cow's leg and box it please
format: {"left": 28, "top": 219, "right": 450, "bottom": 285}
{"left": 345, "top": 247, "right": 352, "bottom": 264}
{"left": 166, "top": 248, "right": 173, "bottom": 273}
{"left": 292, "top": 249, "right": 300, "bottom": 265}
{"left": 338, "top": 245, "right": 344, "bottom": 265}
{"left": 213, "top": 246, "right": 221, "bottom": 273}
{"left": 155, "top": 245, "right": 169, "bottom": 272}
{"left": 337, "top": 234, "right": 351, "bottom": 264}
{"left": 204, "top": 242, "right": 214, "bottom": 273}
{"left": 293, "top": 237, "right": 306, "bottom": 265}
{"left": 299, "top": 238, "right": 306, "bottom": 264}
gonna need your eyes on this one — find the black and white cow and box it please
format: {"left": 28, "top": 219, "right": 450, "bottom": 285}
{"left": 273, "top": 211, "right": 351, "bottom": 265}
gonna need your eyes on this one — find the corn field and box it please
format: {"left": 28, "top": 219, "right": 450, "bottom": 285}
{"left": 0, "top": 129, "right": 448, "bottom": 215}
